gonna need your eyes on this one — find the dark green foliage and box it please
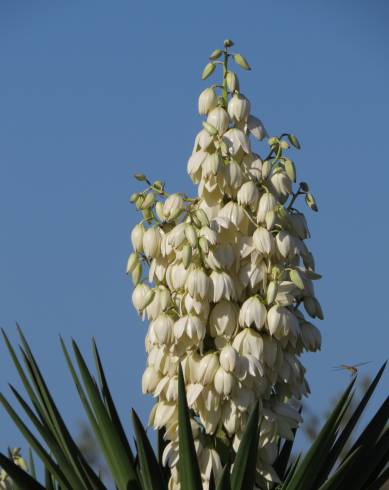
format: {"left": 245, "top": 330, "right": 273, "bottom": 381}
{"left": 0, "top": 329, "right": 388, "bottom": 490}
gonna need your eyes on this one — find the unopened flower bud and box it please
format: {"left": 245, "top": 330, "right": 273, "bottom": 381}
{"left": 185, "top": 224, "right": 198, "bottom": 247}
{"left": 266, "top": 281, "right": 278, "bottom": 305}
{"left": 182, "top": 244, "right": 192, "bottom": 269}
{"left": 140, "top": 192, "right": 155, "bottom": 209}
{"left": 155, "top": 201, "right": 164, "bottom": 221}
{"left": 132, "top": 262, "right": 142, "bottom": 286}
{"left": 226, "top": 71, "right": 239, "bottom": 92}
{"left": 233, "top": 53, "right": 251, "bottom": 70}
{"left": 209, "top": 49, "right": 222, "bottom": 60}
{"left": 201, "top": 62, "right": 216, "bottom": 80}
{"left": 126, "top": 252, "right": 139, "bottom": 274}
{"left": 131, "top": 223, "right": 145, "bottom": 253}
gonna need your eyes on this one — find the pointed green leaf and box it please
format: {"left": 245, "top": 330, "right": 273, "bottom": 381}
{"left": 0, "top": 393, "right": 73, "bottom": 489}
{"left": 348, "top": 427, "right": 389, "bottom": 490}
{"left": 132, "top": 409, "right": 166, "bottom": 490}
{"left": 92, "top": 339, "right": 135, "bottom": 466}
{"left": 216, "top": 465, "right": 231, "bottom": 490}
{"left": 365, "top": 466, "right": 389, "bottom": 490}
{"left": 317, "top": 448, "right": 362, "bottom": 490}
{"left": 28, "top": 448, "right": 36, "bottom": 479}
{"left": 314, "top": 362, "right": 387, "bottom": 487}
{"left": 274, "top": 429, "right": 297, "bottom": 481}
{"left": 13, "top": 328, "right": 103, "bottom": 489}
{"left": 0, "top": 452, "right": 45, "bottom": 490}
{"left": 45, "top": 467, "right": 56, "bottom": 490}
{"left": 284, "top": 379, "right": 355, "bottom": 490}
{"left": 230, "top": 402, "right": 260, "bottom": 490}
{"left": 178, "top": 364, "right": 203, "bottom": 490}
{"left": 71, "top": 340, "right": 140, "bottom": 490}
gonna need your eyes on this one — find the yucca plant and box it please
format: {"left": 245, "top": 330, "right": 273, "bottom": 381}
{"left": 1, "top": 40, "right": 389, "bottom": 489}
{"left": 0, "top": 328, "right": 388, "bottom": 489}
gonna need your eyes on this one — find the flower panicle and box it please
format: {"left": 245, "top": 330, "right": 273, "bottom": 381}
{"left": 128, "top": 39, "right": 322, "bottom": 489}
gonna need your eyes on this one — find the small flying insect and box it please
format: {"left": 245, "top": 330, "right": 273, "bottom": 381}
{"left": 332, "top": 362, "right": 371, "bottom": 377}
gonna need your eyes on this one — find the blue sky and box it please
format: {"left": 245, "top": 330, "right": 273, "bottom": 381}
{"left": 0, "top": 0, "right": 388, "bottom": 456}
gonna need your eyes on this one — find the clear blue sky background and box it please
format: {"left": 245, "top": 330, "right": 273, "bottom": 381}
{"left": 1, "top": 0, "right": 388, "bottom": 457}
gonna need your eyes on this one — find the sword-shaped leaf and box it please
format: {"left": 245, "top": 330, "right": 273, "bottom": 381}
{"left": 132, "top": 409, "right": 167, "bottom": 490}
{"left": 283, "top": 379, "right": 355, "bottom": 490}
{"left": 178, "top": 364, "right": 203, "bottom": 490}
{"left": 230, "top": 402, "right": 260, "bottom": 490}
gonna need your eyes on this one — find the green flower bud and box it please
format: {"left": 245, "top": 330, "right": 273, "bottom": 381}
{"left": 290, "top": 269, "right": 305, "bottom": 290}
{"left": 135, "top": 195, "right": 144, "bottom": 209}
{"left": 153, "top": 180, "right": 164, "bottom": 192}
{"left": 284, "top": 159, "right": 296, "bottom": 183}
{"left": 155, "top": 201, "right": 164, "bottom": 221}
{"left": 194, "top": 209, "right": 210, "bottom": 227}
{"left": 262, "top": 160, "right": 272, "bottom": 180}
{"left": 129, "top": 192, "right": 139, "bottom": 203}
{"left": 271, "top": 265, "right": 281, "bottom": 280}
{"left": 182, "top": 244, "right": 192, "bottom": 269}
{"left": 226, "top": 71, "right": 239, "bottom": 92}
{"left": 303, "top": 251, "right": 315, "bottom": 270}
{"left": 304, "top": 270, "right": 322, "bottom": 280}
{"left": 199, "top": 236, "right": 209, "bottom": 254}
{"left": 140, "top": 192, "right": 155, "bottom": 209}
{"left": 134, "top": 173, "right": 146, "bottom": 181}
{"left": 305, "top": 192, "right": 318, "bottom": 212}
{"left": 224, "top": 39, "right": 234, "bottom": 48}
{"left": 126, "top": 252, "right": 139, "bottom": 274}
{"left": 304, "top": 296, "right": 324, "bottom": 320}
{"left": 142, "top": 208, "right": 153, "bottom": 221}
{"left": 209, "top": 49, "right": 222, "bottom": 60}
{"left": 233, "top": 53, "right": 251, "bottom": 70}
{"left": 132, "top": 263, "right": 142, "bottom": 286}
{"left": 202, "top": 62, "right": 216, "bottom": 80}
{"left": 266, "top": 281, "right": 278, "bottom": 305}
{"left": 268, "top": 137, "right": 279, "bottom": 148}
{"left": 288, "top": 134, "right": 301, "bottom": 149}
{"left": 185, "top": 224, "right": 197, "bottom": 247}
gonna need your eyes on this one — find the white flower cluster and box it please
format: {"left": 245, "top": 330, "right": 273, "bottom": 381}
{"left": 128, "top": 40, "right": 322, "bottom": 490}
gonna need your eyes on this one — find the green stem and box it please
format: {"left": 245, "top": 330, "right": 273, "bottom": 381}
{"left": 222, "top": 50, "right": 228, "bottom": 107}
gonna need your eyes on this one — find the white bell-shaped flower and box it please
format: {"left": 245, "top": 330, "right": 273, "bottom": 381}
{"left": 198, "top": 87, "right": 218, "bottom": 115}
{"left": 239, "top": 296, "right": 267, "bottom": 330}
{"left": 143, "top": 227, "right": 161, "bottom": 258}
{"left": 207, "top": 107, "right": 229, "bottom": 134}
{"left": 228, "top": 93, "right": 250, "bottom": 122}
{"left": 131, "top": 223, "right": 145, "bottom": 253}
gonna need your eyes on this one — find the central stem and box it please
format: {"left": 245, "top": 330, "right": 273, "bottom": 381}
{"left": 222, "top": 49, "right": 228, "bottom": 108}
